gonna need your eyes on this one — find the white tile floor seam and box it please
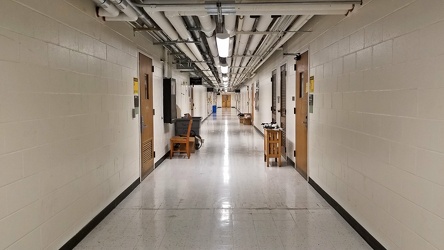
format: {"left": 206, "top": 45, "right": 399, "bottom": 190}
{"left": 74, "top": 109, "right": 371, "bottom": 250}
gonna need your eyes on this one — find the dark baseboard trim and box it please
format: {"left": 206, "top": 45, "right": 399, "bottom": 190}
{"left": 308, "top": 178, "right": 386, "bottom": 250}
{"left": 254, "top": 126, "right": 264, "bottom": 136}
{"left": 61, "top": 178, "right": 140, "bottom": 250}
{"left": 155, "top": 151, "right": 170, "bottom": 168}
{"left": 286, "top": 156, "right": 295, "bottom": 167}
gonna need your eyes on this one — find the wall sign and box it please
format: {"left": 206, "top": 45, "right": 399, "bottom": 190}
{"left": 310, "top": 76, "right": 314, "bottom": 93}
{"left": 133, "top": 77, "right": 139, "bottom": 95}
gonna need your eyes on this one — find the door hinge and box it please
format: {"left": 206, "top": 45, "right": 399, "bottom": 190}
{"left": 294, "top": 150, "right": 296, "bottom": 157}
{"left": 153, "top": 109, "right": 155, "bottom": 115}
{"left": 294, "top": 108, "right": 296, "bottom": 114}
{"left": 294, "top": 64, "right": 297, "bottom": 71}
{"left": 153, "top": 151, "right": 156, "bottom": 158}
{"left": 152, "top": 66, "right": 154, "bottom": 72}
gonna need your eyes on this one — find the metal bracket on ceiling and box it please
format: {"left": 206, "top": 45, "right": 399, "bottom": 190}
{"left": 235, "top": 30, "right": 312, "bottom": 35}
{"left": 205, "top": 1, "right": 235, "bottom": 16}
{"left": 345, "top": 4, "right": 355, "bottom": 16}
{"left": 132, "top": 27, "right": 162, "bottom": 36}
{"left": 231, "top": 55, "right": 262, "bottom": 58}
{"left": 133, "top": 27, "right": 162, "bottom": 32}
{"left": 174, "top": 59, "right": 209, "bottom": 64}
{"left": 153, "top": 40, "right": 201, "bottom": 45}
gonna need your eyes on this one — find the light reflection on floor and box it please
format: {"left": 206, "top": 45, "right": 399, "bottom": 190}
{"left": 75, "top": 108, "right": 371, "bottom": 250}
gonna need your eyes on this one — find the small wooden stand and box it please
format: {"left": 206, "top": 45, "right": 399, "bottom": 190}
{"left": 264, "top": 129, "right": 282, "bottom": 167}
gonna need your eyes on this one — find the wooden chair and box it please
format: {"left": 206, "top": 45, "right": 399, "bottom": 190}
{"left": 170, "top": 118, "right": 193, "bottom": 159}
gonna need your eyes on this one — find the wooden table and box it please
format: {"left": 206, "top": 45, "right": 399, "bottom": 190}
{"left": 264, "top": 129, "right": 282, "bottom": 167}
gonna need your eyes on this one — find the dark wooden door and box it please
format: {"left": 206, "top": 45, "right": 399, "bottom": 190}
{"left": 280, "top": 64, "right": 287, "bottom": 158}
{"left": 139, "top": 53, "right": 154, "bottom": 179}
{"left": 296, "top": 51, "right": 308, "bottom": 179}
{"left": 190, "top": 86, "right": 194, "bottom": 116}
{"left": 271, "top": 70, "right": 277, "bottom": 123}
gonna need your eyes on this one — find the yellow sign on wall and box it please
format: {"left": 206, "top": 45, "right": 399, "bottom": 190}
{"left": 133, "top": 77, "right": 139, "bottom": 95}
{"left": 310, "top": 76, "right": 314, "bottom": 93}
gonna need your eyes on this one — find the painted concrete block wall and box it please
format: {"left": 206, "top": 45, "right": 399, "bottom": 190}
{"left": 282, "top": 0, "right": 444, "bottom": 249}
{"left": 0, "top": 0, "right": 198, "bottom": 249}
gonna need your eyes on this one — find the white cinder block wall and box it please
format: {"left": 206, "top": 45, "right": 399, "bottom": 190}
{"left": 0, "top": 0, "right": 207, "bottom": 249}
{"left": 285, "top": 0, "right": 443, "bottom": 249}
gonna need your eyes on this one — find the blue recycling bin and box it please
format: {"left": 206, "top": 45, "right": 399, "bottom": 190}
{"left": 212, "top": 105, "right": 217, "bottom": 113}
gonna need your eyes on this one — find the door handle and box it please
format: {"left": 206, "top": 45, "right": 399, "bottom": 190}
{"left": 141, "top": 115, "right": 147, "bottom": 132}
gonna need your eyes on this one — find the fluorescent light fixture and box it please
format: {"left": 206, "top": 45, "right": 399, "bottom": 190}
{"left": 221, "top": 66, "right": 229, "bottom": 74}
{"left": 222, "top": 76, "right": 228, "bottom": 81}
{"left": 216, "top": 33, "right": 230, "bottom": 58}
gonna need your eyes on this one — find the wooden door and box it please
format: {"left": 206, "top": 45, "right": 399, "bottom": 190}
{"left": 271, "top": 70, "right": 277, "bottom": 123}
{"left": 246, "top": 86, "right": 250, "bottom": 113}
{"left": 222, "top": 95, "right": 230, "bottom": 108}
{"left": 295, "top": 51, "right": 308, "bottom": 179}
{"left": 280, "top": 64, "right": 287, "bottom": 158}
{"left": 139, "top": 53, "right": 154, "bottom": 179}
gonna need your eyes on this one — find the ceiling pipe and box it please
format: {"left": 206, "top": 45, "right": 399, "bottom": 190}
{"left": 164, "top": 12, "right": 212, "bottom": 75}
{"left": 147, "top": 12, "right": 200, "bottom": 63}
{"left": 231, "top": 16, "right": 254, "bottom": 79}
{"left": 184, "top": 16, "right": 220, "bottom": 85}
{"left": 233, "top": 15, "right": 273, "bottom": 84}
{"left": 235, "top": 15, "right": 295, "bottom": 85}
{"left": 245, "top": 15, "right": 273, "bottom": 56}
{"left": 105, "top": 0, "right": 138, "bottom": 21}
{"left": 136, "top": 3, "right": 357, "bottom": 15}
{"left": 237, "top": 15, "right": 313, "bottom": 86}
{"left": 225, "top": 15, "right": 236, "bottom": 37}
{"left": 197, "top": 15, "right": 216, "bottom": 37}
{"left": 94, "top": 0, "right": 119, "bottom": 17}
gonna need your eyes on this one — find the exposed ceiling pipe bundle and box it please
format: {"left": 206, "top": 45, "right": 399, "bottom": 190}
{"left": 233, "top": 15, "right": 293, "bottom": 85}
{"left": 231, "top": 16, "right": 254, "bottom": 83}
{"left": 137, "top": 2, "right": 357, "bottom": 16}
{"left": 94, "top": 0, "right": 119, "bottom": 17}
{"left": 239, "top": 15, "right": 313, "bottom": 85}
{"left": 93, "top": 0, "right": 359, "bottom": 88}
{"left": 225, "top": 15, "right": 236, "bottom": 37}
{"left": 232, "top": 15, "right": 274, "bottom": 85}
{"left": 104, "top": 0, "right": 138, "bottom": 21}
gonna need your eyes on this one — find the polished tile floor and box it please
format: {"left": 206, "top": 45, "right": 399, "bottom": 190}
{"left": 75, "top": 109, "right": 371, "bottom": 250}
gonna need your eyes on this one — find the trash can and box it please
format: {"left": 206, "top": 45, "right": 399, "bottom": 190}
{"left": 212, "top": 105, "right": 217, "bottom": 113}
{"left": 175, "top": 117, "right": 202, "bottom": 136}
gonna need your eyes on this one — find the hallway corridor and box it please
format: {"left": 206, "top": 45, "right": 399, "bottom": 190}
{"left": 75, "top": 109, "right": 371, "bottom": 250}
